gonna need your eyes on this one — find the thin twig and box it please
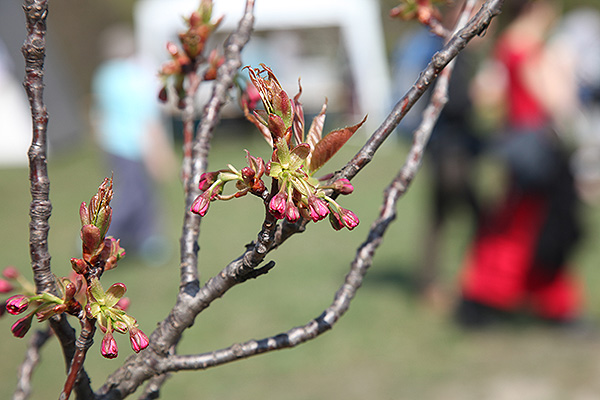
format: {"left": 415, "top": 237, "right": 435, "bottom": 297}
{"left": 338, "top": 0, "right": 504, "bottom": 182}
{"left": 95, "top": 0, "right": 503, "bottom": 398}
{"left": 154, "top": 0, "right": 484, "bottom": 374}
{"left": 13, "top": 328, "right": 52, "bottom": 400}
{"left": 178, "top": 0, "right": 256, "bottom": 290}
{"left": 96, "top": 2, "right": 256, "bottom": 399}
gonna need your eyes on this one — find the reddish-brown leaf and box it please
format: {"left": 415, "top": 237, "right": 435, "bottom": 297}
{"left": 308, "top": 115, "right": 367, "bottom": 173}
{"left": 306, "top": 99, "right": 328, "bottom": 156}
{"left": 292, "top": 79, "right": 304, "bottom": 146}
{"left": 244, "top": 106, "right": 273, "bottom": 147}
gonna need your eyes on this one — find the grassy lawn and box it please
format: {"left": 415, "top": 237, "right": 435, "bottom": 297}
{"left": 1, "top": 125, "right": 600, "bottom": 400}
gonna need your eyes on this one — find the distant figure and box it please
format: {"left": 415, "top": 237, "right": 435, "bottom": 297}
{"left": 456, "top": 0, "right": 583, "bottom": 328}
{"left": 91, "top": 25, "right": 175, "bottom": 263}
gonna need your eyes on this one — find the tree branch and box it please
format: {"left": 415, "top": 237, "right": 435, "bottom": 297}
{"left": 21, "top": 1, "right": 94, "bottom": 399}
{"left": 92, "top": 1, "right": 502, "bottom": 398}
{"left": 154, "top": 0, "right": 482, "bottom": 374}
{"left": 96, "top": 2, "right": 256, "bottom": 398}
{"left": 338, "top": 0, "right": 504, "bottom": 182}
{"left": 178, "top": 0, "right": 256, "bottom": 290}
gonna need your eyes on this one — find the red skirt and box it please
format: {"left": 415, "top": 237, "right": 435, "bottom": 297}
{"left": 460, "top": 194, "right": 582, "bottom": 320}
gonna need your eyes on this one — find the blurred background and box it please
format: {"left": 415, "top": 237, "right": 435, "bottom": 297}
{"left": 2, "top": 0, "right": 600, "bottom": 399}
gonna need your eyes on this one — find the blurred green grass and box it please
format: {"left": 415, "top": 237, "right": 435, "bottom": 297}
{"left": 1, "top": 128, "right": 600, "bottom": 400}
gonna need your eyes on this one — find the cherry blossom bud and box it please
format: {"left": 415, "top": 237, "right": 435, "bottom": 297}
{"left": 198, "top": 172, "right": 218, "bottom": 191}
{"left": 269, "top": 192, "right": 287, "bottom": 219}
{"left": 64, "top": 280, "right": 77, "bottom": 301}
{"left": 307, "top": 196, "right": 329, "bottom": 222}
{"left": 2, "top": 266, "right": 20, "bottom": 280}
{"left": 0, "top": 279, "right": 13, "bottom": 294}
{"left": 339, "top": 208, "right": 359, "bottom": 230}
{"left": 190, "top": 192, "right": 211, "bottom": 216}
{"left": 129, "top": 326, "right": 150, "bottom": 353}
{"left": 285, "top": 200, "right": 300, "bottom": 222}
{"left": 6, "top": 295, "right": 29, "bottom": 315}
{"left": 11, "top": 313, "right": 33, "bottom": 338}
{"left": 331, "top": 179, "right": 354, "bottom": 195}
{"left": 101, "top": 331, "right": 119, "bottom": 359}
{"left": 70, "top": 258, "right": 88, "bottom": 274}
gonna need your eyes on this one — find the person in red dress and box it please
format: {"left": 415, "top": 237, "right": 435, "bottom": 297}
{"left": 456, "top": 0, "right": 583, "bottom": 327}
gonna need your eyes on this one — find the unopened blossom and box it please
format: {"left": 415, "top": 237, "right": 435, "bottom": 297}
{"left": 269, "top": 192, "right": 287, "bottom": 219}
{"left": 11, "top": 313, "right": 33, "bottom": 338}
{"left": 330, "top": 178, "right": 354, "bottom": 195}
{"left": 129, "top": 326, "right": 150, "bottom": 353}
{"left": 307, "top": 196, "right": 329, "bottom": 222}
{"left": 329, "top": 207, "right": 360, "bottom": 231}
{"left": 101, "top": 330, "right": 119, "bottom": 359}
{"left": 285, "top": 199, "right": 300, "bottom": 222}
{"left": 6, "top": 295, "right": 29, "bottom": 315}
{"left": 190, "top": 191, "right": 211, "bottom": 216}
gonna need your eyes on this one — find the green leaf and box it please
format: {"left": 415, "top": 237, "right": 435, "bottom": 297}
{"left": 105, "top": 283, "right": 127, "bottom": 308}
{"left": 289, "top": 143, "right": 310, "bottom": 170}
{"left": 275, "top": 137, "right": 291, "bottom": 167}
{"left": 88, "top": 277, "right": 105, "bottom": 303}
{"left": 308, "top": 115, "right": 367, "bottom": 173}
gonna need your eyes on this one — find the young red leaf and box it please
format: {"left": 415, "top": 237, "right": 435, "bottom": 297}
{"left": 306, "top": 100, "right": 328, "bottom": 157}
{"left": 244, "top": 107, "right": 273, "bottom": 147}
{"left": 308, "top": 115, "right": 367, "bottom": 174}
{"left": 292, "top": 79, "right": 305, "bottom": 146}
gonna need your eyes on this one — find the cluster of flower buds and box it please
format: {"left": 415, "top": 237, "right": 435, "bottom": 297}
{"left": 190, "top": 64, "right": 364, "bottom": 231}
{"left": 1, "top": 266, "right": 31, "bottom": 320}
{"left": 390, "top": 0, "right": 446, "bottom": 29}
{"left": 5, "top": 178, "right": 148, "bottom": 359}
{"left": 5, "top": 275, "right": 83, "bottom": 338}
{"left": 158, "top": 0, "right": 224, "bottom": 107}
{"left": 86, "top": 278, "right": 148, "bottom": 359}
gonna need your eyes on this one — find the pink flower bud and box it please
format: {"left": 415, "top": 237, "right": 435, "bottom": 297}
{"left": 129, "top": 326, "right": 150, "bottom": 353}
{"left": 0, "top": 279, "right": 13, "bottom": 294}
{"left": 101, "top": 331, "right": 119, "bottom": 359}
{"left": 190, "top": 192, "right": 211, "bottom": 216}
{"left": 6, "top": 295, "right": 29, "bottom": 315}
{"left": 11, "top": 313, "right": 33, "bottom": 338}
{"left": 198, "top": 172, "right": 218, "bottom": 191}
{"left": 332, "top": 179, "right": 354, "bottom": 195}
{"left": 285, "top": 200, "right": 300, "bottom": 222}
{"left": 307, "top": 197, "right": 329, "bottom": 222}
{"left": 2, "top": 266, "right": 20, "bottom": 280}
{"left": 339, "top": 208, "right": 359, "bottom": 230}
{"left": 268, "top": 192, "right": 287, "bottom": 219}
